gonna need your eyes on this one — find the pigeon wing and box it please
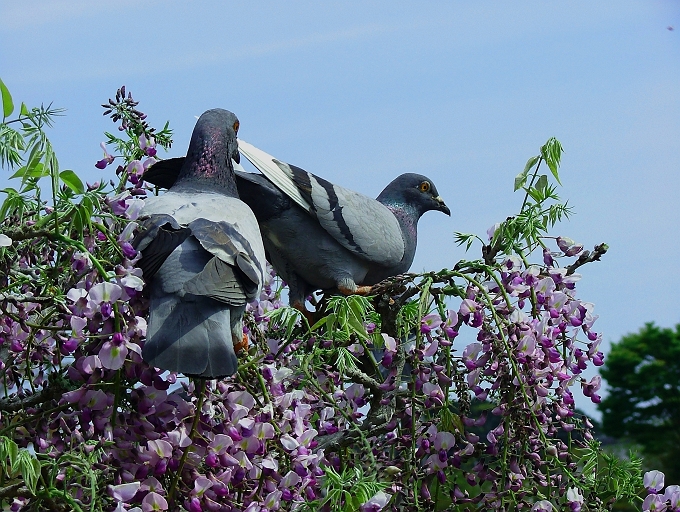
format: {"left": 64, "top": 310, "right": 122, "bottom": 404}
{"left": 137, "top": 190, "right": 266, "bottom": 301}
{"left": 238, "top": 140, "right": 404, "bottom": 266}
{"left": 141, "top": 157, "right": 185, "bottom": 189}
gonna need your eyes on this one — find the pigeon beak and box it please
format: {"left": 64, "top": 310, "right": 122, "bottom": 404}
{"left": 233, "top": 151, "right": 241, "bottom": 164}
{"left": 435, "top": 196, "right": 450, "bottom": 216}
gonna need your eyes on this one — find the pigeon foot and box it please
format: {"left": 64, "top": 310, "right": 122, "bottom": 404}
{"left": 338, "top": 284, "right": 373, "bottom": 296}
{"left": 234, "top": 334, "right": 249, "bottom": 354}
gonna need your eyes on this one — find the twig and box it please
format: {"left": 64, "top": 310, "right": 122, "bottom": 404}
{"left": 0, "top": 379, "right": 68, "bottom": 413}
{"left": 0, "top": 482, "right": 32, "bottom": 499}
{"left": 566, "top": 243, "right": 608, "bottom": 275}
{"left": 168, "top": 379, "right": 206, "bottom": 505}
{"left": 0, "top": 294, "right": 60, "bottom": 305}
{"left": 344, "top": 367, "right": 382, "bottom": 395}
{"left": 2, "top": 228, "right": 59, "bottom": 243}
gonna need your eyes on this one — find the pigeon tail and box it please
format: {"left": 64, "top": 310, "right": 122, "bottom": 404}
{"left": 143, "top": 288, "right": 242, "bottom": 378}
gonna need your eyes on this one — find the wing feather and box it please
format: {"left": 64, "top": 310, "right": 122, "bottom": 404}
{"left": 237, "top": 140, "right": 404, "bottom": 266}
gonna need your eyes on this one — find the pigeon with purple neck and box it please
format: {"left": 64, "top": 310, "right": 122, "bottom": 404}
{"left": 134, "top": 109, "right": 266, "bottom": 378}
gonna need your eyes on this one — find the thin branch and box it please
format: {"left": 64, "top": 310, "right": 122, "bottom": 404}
{"left": 2, "top": 228, "right": 59, "bottom": 243}
{"left": 0, "top": 378, "right": 68, "bottom": 413}
{"left": 0, "top": 482, "right": 32, "bottom": 499}
{"left": 566, "top": 243, "right": 608, "bottom": 275}
{"left": 344, "top": 366, "right": 382, "bottom": 395}
{"left": 0, "top": 294, "right": 62, "bottom": 305}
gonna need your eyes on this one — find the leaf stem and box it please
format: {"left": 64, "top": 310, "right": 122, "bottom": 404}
{"left": 168, "top": 379, "right": 207, "bottom": 505}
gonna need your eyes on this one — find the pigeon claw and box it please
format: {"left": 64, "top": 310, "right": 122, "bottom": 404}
{"left": 234, "top": 334, "right": 249, "bottom": 354}
{"left": 338, "top": 284, "right": 373, "bottom": 296}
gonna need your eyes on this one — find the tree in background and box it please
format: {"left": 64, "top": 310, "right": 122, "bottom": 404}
{"left": 599, "top": 323, "right": 680, "bottom": 483}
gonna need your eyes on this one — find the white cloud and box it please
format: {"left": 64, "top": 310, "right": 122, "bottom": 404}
{"left": 5, "top": 21, "right": 406, "bottom": 83}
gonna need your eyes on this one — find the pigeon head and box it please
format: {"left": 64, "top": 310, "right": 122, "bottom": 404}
{"left": 377, "top": 173, "right": 450, "bottom": 218}
{"left": 175, "top": 108, "right": 241, "bottom": 195}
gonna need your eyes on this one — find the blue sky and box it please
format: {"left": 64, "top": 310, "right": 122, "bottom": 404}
{"left": 1, "top": 1, "right": 678, "bottom": 418}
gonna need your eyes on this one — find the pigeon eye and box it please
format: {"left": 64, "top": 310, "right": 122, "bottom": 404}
{"left": 419, "top": 181, "right": 431, "bottom": 193}
{"left": 233, "top": 120, "right": 239, "bottom": 134}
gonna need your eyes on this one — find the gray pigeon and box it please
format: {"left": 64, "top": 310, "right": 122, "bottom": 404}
{"left": 142, "top": 140, "right": 449, "bottom": 311}
{"left": 133, "top": 109, "right": 266, "bottom": 378}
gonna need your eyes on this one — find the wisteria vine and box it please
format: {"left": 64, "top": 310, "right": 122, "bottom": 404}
{"left": 0, "top": 81, "right": 659, "bottom": 511}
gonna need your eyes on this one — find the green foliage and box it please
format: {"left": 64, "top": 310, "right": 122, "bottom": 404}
{"left": 267, "top": 305, "right": 307, "bottom": 341}
{"left": 540, "top": 137, "right": 564, "bottom": 184}
{"left": 0, "top": 435, "right": 108, "bottom": 512}
{"left": 304, "top": 466, "right": 390, "bottom": 511}
{"left": 456, "top": 137, "right": 572, "bottom": 261}
{"left": 0, "top": 436, "right": 41, "bottom": 495}
{"left": 315, "top": 295, "right": 374, "bottom": 342}
{"left": 0, "top": 78, "right": 14, "bottom": 119}
{"left": 598, "top": 322, "right": 680, "bottom": 482}
{"left": 0, "top": 123, "right": 25, "bottom": 168}
{"left": 577, "top": 441, "right": 644, "bottom": 505}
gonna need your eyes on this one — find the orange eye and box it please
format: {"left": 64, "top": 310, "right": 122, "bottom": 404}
{"left": 233, "top": 120, "right": 240, "bottom": 134}
{"left": 419, "top": 181, "right": 431, "bottom": 193}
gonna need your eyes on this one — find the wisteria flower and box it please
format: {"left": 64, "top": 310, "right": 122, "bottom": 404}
{"left": 532, "top": 500, "right": 554, "bottom": 511}
{"left": 645, "top": 470, "right": 666, "bottom": 493}
{"left": 643, "top": 493, "right": 668, "bottom": 512}
{"left": 665, "top": 485, "right": 680, "bottom": 509}
{"left": 421, "top": 313, "right": 442, "bottom": 334}
{"left": 360, "top": 490, "right": 392, "bottom": 511}
{"left": 99, "top": 339, "right": 128, "bottom": 370}
{"left": 95, "top": 142, "right": 116, "bottom": 169}
{"left": 141, "top": 492, "right": 168, "bottom": 511}
{"left": 139, "top": 134, "right": 157, "bottom": 157}
{"left": 110, "top": 482, "right": 141, "bottom": 502}
{"left": 566, "top": 487, "right": 584, "bottom": 512}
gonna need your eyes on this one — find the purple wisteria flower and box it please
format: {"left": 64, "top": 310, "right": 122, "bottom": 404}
{"left": 96, "top": 142, "right": 116, "bottom": 169}
{"left": 566, "top": 487, "right": 584, "bottom": 512}
{"left": 139, "top": 134, "right": 157, "bottom": 157}
{"left": 358, "top": 490, "right": 391, "bottom": 511}
{"left": 646, "top": 470, "right": 666, "bottom": 493}
{"left": 643, "top": 493, "right": 669, "bottom": 512}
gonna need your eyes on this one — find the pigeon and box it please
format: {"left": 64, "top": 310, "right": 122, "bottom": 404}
{"left": 133, "top": 109, "right": 266, "bottom": 378}
{"left": 142, "top": 140, "right": 450, "bottom": 310}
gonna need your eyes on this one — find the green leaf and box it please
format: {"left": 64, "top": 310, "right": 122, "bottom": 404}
{"left": 25, "top": 143, "right": 43, "bottom": 171}
{"left": 60, "top": 170, "right": 85, "bottom": 194}
{"left": 527, "top": 187, "right": 542, "bottom": 203}
{"left": 535, "top": 174, "right": 548, "bottom": 192}
{"left": 0, "top": 78, "right": 14, "bottom": 118}
{"left": 310, "top": 314, "right": 329, "bottom": 332}
{"left": 347, "top": 298, "right": 370, "bottom": 340}
{"left": 9, "top": 166, "right": 27, "bottom": 180}
{"left": 0, "top": 124, "right": 25, "bottom": 168}
{"left": 540, "top": 137, "right": 563, "bottom": 185}
{"left": 16, "top": 451, "right": 39, "bottom": 493}
{"left": 20, "top": 102, "right": 29, "bottom": 117}
{"left": 514, "top": 155, "right": 539, "bottom": 191}
{"left": 70, "top": 205, "right": 84, "bottom": 239}
{"left": 1, "top": 436, "right": 19, "bottom": 468}
{"left": 12, "top": 162, "right": 48, "bottom": 180}
{"left": 27, "top": 457, "right": 41, "bottom": 494}
{"left": 266, "top": 306, "right": 303, "bottom": 340}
